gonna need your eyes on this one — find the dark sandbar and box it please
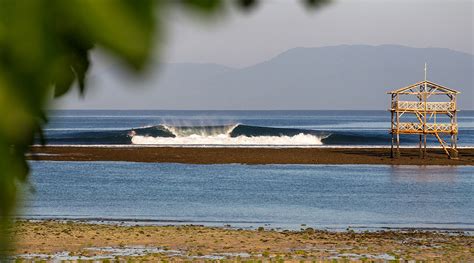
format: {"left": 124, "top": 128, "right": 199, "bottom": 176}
{"left": 28, "top": 146, "right": 474, "bottom": 165}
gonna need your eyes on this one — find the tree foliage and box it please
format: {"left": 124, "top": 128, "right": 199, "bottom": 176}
{"left": 0, "top": 0, "right": 330, "bottom": 255}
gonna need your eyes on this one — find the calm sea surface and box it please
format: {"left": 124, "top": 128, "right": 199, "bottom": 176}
{"left": 24, "top": 162, "right": 474, "bottom": 231}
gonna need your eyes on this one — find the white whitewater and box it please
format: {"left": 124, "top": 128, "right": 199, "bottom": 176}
{"left": 131, "top": 133, "right": 324, "bottom": 145}
{"left": 131, "top": 124, "right": 325, "bottom": 145}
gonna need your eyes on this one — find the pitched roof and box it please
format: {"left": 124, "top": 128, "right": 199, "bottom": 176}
{"left": 388, "top": 80, "right": 460, "bottom": 94}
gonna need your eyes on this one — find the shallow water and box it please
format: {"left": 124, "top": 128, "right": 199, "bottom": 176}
{"left": 23, "top": 161, "right": 473, "bottom": 231}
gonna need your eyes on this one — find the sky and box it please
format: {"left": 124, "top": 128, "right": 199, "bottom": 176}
{"left": 163, "top": 0, "right": 473, "bottom": 67}
{"left": 56, "top": 0, "right": 473, "bottom": 109}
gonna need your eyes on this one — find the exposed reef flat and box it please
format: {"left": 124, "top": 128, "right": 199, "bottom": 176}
{"left": 8, "top": 220, "right": 473, "bottom": 262}
{"left": 28, "top": 146, "right": 474, "bottom": 165}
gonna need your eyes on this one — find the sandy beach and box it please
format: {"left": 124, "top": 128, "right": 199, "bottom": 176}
{"left": 28, "top": 146, "right": 474, "bottom": 165}
{"left": 8, "top": 220, "right": 473, "bottom": 261}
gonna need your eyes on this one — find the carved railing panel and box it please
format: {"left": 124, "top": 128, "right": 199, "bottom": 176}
{"left": 395, "top": 122, "right": 457, "bottom": 133}
{"left": 392, "top": 101, "right": 455, "bottom": 111}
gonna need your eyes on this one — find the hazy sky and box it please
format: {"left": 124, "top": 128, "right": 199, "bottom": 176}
{"left": 163, "top": 0, "right": 473, "bottom": 67}
{"left": 56, "top": 0, "right": 473, "bottom": 109}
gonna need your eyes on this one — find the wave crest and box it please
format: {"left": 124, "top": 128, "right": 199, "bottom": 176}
{"left": 162, "top": 124, "right": 239, "bottom": 137}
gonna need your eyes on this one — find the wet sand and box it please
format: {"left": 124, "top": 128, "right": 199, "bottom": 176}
{"left": 8, "top": 220, "right": 473, "bottom": 261}
{"left": 28, "top": 146, "right": 474, "bottom": 165}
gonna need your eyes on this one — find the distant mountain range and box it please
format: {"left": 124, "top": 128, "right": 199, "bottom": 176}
{"left": 58, "top": 45, "right": 473, "bottom": 110}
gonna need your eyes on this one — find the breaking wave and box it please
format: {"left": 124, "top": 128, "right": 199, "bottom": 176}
{"left": 41, "top": 124, "right": 394, "bottom": 146}
{"left": 131, "top": 124, "right": 326, "bottom": 145}
{"left": 131, "top": 133, "right": 325, "bottom": 145}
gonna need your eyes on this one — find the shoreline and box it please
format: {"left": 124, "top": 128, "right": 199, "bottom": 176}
{"left": 28, "top": 145, "right": 474, "bottom": 165}
{"left": 9, "top": 220, "right": 474, "bottom": 261}
{"left": 15, "top": 217, "right": 474, "bottom": 233}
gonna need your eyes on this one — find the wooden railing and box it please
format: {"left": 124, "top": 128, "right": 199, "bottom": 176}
{"left": 394, "top": 122, "right": 457, "bottom": 133}
{"left": 392, "top": 101, "right": 455, "bottom": 111}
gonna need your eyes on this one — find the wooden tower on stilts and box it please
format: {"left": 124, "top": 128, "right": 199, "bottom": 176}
{"left": 388, "top": 64, "right": 460, "bottom": 159}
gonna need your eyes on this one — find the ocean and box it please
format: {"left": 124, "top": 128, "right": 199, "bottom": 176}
{"left": 24, "top": 110, "right": 474, "bottom": 231}
{"left": 24, "top": 162, "right": 474, "bottom": 231}
{"left": 42, "top": 110, "right": 474, "bottom": 147}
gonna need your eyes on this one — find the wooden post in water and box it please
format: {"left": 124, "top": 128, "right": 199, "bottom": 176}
{"left": 390, "top": 109, "right": 394, "bottom": 158}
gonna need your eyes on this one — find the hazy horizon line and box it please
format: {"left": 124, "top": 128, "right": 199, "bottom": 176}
{"left": 163, "top": 44, "right": 474, "bottom": 68}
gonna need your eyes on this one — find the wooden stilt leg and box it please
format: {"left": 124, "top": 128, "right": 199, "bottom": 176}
{"left": 451, "top": 133, "right": 459, "bottom": 159}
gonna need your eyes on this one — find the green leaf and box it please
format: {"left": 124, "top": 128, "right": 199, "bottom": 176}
{"left": 68, "top": 41, "right": 92, "bottom": 96}
{"left": 52, "top": 58, "right": 75, "bottom": 98}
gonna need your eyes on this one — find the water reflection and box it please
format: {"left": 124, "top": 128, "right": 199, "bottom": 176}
{"left": 389, "top": 165, "right": 459, "bottom": 183}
